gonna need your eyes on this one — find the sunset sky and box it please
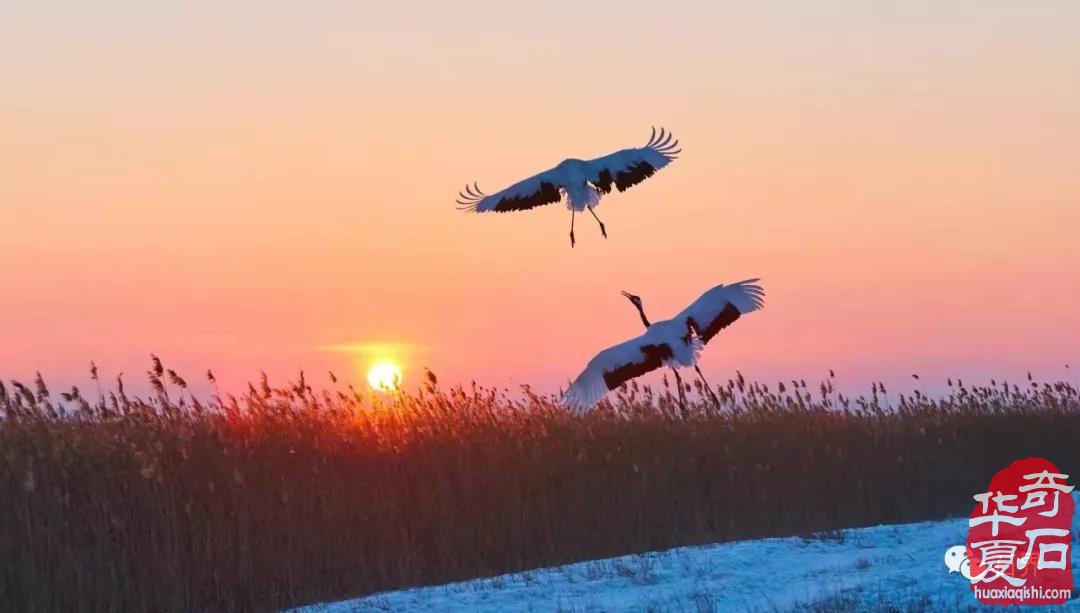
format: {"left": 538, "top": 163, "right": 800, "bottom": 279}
{"left": 2, "top": 1, "right": 1078, "bottom": 397}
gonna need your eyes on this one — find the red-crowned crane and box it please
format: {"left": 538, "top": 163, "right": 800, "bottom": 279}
{"left": 621, "top": 290, "right": 721, "bottom": 412}
{"left": 456, "top": 128, "right": 680, "bottom": 247}
{"left": 564, "top": 279, "right": 765, "bottom": 413}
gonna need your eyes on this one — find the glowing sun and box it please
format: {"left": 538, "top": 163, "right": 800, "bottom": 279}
{"left": 366, "top": 361, "right": 402, "bottom": 392}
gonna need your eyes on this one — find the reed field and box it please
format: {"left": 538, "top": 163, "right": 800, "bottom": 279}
{"left": 2, "top": 359, "right": 1078, "bottom": 611}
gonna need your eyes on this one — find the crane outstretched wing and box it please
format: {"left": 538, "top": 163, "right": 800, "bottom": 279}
{"left": 674, "top": 279, "right": 765, "bottom": 344}
{"left": 563, "top": 333, "right": 676, "bottom": 413}
{"left": 455, "top": 168, "right": 564, "bottom": 213}
{"left": 457, "top": 127, "right": 678, "bottom": 212}
{"left": 584, "top": 127, "right": 680, "bottom": 195}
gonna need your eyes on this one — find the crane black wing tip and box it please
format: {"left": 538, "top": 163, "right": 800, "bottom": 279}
{"left": 734, "top": 277, "right": 765, "bottom": 294}
{"left": 455, "top": 182, "right": 487, "bottom": 211}
{"left": 731, "top": 278, "right": 766, "bottom": 311}
{"left": 645, "top": 126, "right": 663, "bottom": 148}
{"left": 645, "top": 127, "right": 680, "bottom": 152}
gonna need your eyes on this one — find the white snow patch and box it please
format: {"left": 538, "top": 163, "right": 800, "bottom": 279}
{"left": 297, "top": 494, "right": 1080, "bottom": 612}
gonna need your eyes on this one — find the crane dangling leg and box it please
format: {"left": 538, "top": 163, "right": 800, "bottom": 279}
{"left": 694, "top": 364, "right": 721, "bottom": 408}
{"left": 587, "top": 207, "right": 607, "bottom": 239}
{"left": 670, "top": 368, "right": 689, "bottom": 418}
{"left": 623, "top": 289, "right": 687, "bottom": 417}
{"left": 569, "top": 211, "right": 576, "bottom": 248}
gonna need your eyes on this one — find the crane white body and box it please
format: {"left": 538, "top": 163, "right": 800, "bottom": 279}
{"left": 550, "top": 159, "right": 601, "bottom": 212}
{"left": 564, "top": 279, "right": 765, "bottom": 413}
{"left": 456, "top": 128, "right": 680, "bottom": 245}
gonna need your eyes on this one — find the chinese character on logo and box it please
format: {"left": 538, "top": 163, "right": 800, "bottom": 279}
{"left": 945, "top": 458, "right": 1075, "bottom": 605}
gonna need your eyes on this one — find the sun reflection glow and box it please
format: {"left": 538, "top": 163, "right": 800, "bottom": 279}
{"left": 366, "top": 361, "right": 402, "bottom": 392}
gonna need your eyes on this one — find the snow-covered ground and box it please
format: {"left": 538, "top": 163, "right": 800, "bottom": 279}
{"left": 299, "top": 494, "right": 1080, "bottom": 612}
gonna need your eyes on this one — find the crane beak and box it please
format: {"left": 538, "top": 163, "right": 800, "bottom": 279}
{"left": 620, "top": 290, "right": 633, "bottom": 299}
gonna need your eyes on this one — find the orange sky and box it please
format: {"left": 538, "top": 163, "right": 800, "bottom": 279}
{"left": 2, "top": 2, "right": 1078, "bottom": 396}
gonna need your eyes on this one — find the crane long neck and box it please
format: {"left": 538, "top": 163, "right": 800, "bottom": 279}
{"left": 635, "top": 304, "right": 651, "bottom": 328}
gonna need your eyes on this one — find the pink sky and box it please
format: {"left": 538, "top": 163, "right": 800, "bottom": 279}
{"left": 2, "top": 2, "right": 1078, "bottom": 397}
